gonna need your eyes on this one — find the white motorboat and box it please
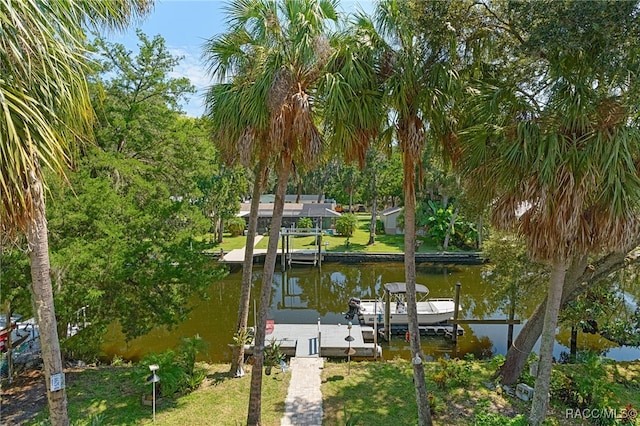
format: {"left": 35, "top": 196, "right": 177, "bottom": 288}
{"left": 346, "top": 282, "right": 456, "bottom": 325}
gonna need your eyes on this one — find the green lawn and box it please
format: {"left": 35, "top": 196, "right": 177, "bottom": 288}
{"left": 27, "top": 358, "right": 640, "bottom": 425}
{"left": 322, "top": 358, "right": 640, "bottom": 426}
{"left": 254, "top": 215, "right": 443, "bottom": 253}
{"left": 197, "top": 233, "right": 250, "bottom": 253}
{"left": 32, "top": 363, "right": 289, "bottom": 425}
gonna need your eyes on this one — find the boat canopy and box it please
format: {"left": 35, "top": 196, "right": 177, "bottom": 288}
{"left": 384, "top": 282, "right": 429, "bottom": 295}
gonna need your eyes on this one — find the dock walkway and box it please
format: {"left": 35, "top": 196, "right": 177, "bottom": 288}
{"left": 247, "top": 323, "right": 380, "bottom": 359}
{"left": 281, "top": 357, "right": 324, "bottom": 426}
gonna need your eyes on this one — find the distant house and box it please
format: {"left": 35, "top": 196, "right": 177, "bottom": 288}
{"left": 238, "top": 201, "right": 340, "bottom": 232}
{"left": 380, "top": 206, "right": 403, "bottom": 235}
{"left": 259, "top": 194, "right": 326, "bottom": 204}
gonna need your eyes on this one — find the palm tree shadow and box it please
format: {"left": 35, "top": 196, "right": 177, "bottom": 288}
{"left": 208, "top": 371, "right": 232, "bottom": 386}
{"left": 323, "top": 375, "right": 344, "bottom": 383}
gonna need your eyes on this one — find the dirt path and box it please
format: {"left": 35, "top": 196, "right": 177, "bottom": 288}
{"left": 1, "top": 369, "right": 47, "bottom": 425}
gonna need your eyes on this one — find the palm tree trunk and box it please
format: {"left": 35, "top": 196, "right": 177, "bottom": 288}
{"left": 247, "top": 155, "right": 292, "bottom": 426}
{"left": 230, "top": 160, "right": 268, "bottom": 377}
{"left": 529, "top": 260, "right": 567, "bottom": 426}
{"left": 4, "top": 301, "right": 14, "bottom": 384}
{"left": 403, "top": 153, "right": 432, "bottom": 426}
{"left": 498, "top": 255, "right": 589, "bottom": 384}
{"left": 368, "top": 173, "right": 377, "bottom": 245}
{"left": 368, "top": 197, "right": 377, "bottom": 245}
{"left": 442, "top": 207, "right": 459, "bottom": 250}
{"left": 26, "top": 176, "right": 69, "bottom": 426}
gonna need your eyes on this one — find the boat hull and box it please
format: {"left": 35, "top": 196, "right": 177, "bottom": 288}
{"left": 358, "top": 299, "right": 456, "bottom": 325}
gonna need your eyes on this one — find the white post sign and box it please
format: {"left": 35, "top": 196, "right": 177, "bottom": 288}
{"left": 50, "top": 372, "right": 65, "bottom": 391}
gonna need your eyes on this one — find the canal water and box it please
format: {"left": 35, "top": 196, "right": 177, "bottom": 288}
{"left": 102, "top": 262, "right": 640, "bottom": 363}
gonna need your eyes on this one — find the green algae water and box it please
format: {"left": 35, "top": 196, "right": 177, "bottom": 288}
{"left": 102, "top": 262, "right": 640, "bottom": 363}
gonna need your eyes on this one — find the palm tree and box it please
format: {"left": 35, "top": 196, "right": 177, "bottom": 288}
{"left": 351, "top": 1, "right": 459, "bottom": 424}
{"left": 204, "top": 1, "right": 341, "bottom": 423}
{"left": 457, "top": 3, "right": 640, "bottom": 423}
{"left": 0, "top": 2, "right": 149, "bottom": 424}
{"left": 206, "top": 0, "right": 388, "bottom": 423}
{"left": 202, "top": 69, "right": 272, "bottom": 378}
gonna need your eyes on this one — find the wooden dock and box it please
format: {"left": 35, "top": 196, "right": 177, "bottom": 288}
{"left": 245, "top": 323, "right": 381, "bottom": 359}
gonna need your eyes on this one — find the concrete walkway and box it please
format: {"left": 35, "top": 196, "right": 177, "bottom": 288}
{"left": 281, "top": 357, "right": 324, "bottom": 426}
{"left": 221, "top": 235, "right": 265, "bottom": 262}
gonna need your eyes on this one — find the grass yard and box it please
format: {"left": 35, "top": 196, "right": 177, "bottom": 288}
{"left": 198, "top": 233, "right": 249, "bottom": 253}
{"left": 17, "top": 358, "right": 640, "bottom": 425}
{"left": 322, "top": 357, "right": 640, "bottom": 426}
{"left": 28, "top": 363, "right": 289, "bottom": 425}
{"left": 254, "top": 215, "right": 442, "bottom": 253}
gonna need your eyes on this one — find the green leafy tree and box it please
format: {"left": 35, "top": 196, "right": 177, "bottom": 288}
{"left": 0, "top": 2, "right": 150, "bottom": 423}
{"left": 44, "top": 33, "right": 224, "bottom": 347}
{"left": 196, "top": 166, "right": 247, "bottom": 242}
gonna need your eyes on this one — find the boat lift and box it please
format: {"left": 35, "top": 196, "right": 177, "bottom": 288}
{"left": 280, "top": 227, "right": 324, "bottom": 270}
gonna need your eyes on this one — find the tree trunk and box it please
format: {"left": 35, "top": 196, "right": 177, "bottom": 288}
{"left": 529, "top": 260, "right": 567, "bottom": 426}
{"left": 569, "top": 327, "right": 577, "bottom": 360}
{"left": 497, "top": 247, "right": 638, "bottom": 384}
{"left": 477, "top": 216, "right": 483, "bottom": 249}
{"left": 403, "top": 152, "right": 432, "bottom": 426}
{"left": 442, "top": 207, "right": 459, "bottom": 250}
{"left": 26, "top": 176, "right": 69, "bottom": 426}
{"left": 247, "top": 155, "right": 291, "bottom": 426}
{"left": 230, "top": 160, "right": 267, "bottom": 378}
{"left": 368, "top": 174, "right": 377, "bottom": 246}
{"left": 217, "top": 218, "right": 224, "bottom": 244}
{"left": 4, "top": 301, "right": 14, "bottom": 384}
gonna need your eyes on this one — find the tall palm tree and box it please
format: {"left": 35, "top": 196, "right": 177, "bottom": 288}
{"left": 457, "top": 2, "right": 640, "bottom": 423}
{"left": 205, "top": 1, "right": 338, "bottom": 423}
{"left": 352, "top": 1, "right": 459, "bottom": 424}
{"left": 0, "top": 2, "right": 150, "bottom": 424}
{"left": 202, "top": 69, "right": 272, "bottom": 377}
{"left": 206, "top": 0, "right": 386, "bottom": 423}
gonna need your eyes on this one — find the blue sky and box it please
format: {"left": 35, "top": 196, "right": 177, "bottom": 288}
{"left": 106, "top": 0, "right": 375, "bottom": 117}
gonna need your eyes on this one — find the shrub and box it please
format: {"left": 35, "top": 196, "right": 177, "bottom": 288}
{"left": 335, "top": 213, "right": 358, "bottom": 237}
{"left": 226, "top": 216, "right": 246, "bottom": 236}
{"left": 61, "top": 324, "right": 106, "bottom": 364}
{"left": 140, "top": 334, "right": 209, "bottom": 397}
{"left": 431, "top": 357, "right": 472, "bottom": 390}
{"left": 297, "top": 217, "right": 313, "bottom": 229}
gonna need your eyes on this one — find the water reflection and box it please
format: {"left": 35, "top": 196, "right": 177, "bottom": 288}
{"left": 102, "top": 262, "right": 640, "bottom": 363}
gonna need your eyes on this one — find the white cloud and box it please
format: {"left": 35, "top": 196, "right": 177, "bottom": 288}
{"left": 168, "top": 46, "right": 212, "bottom": 117}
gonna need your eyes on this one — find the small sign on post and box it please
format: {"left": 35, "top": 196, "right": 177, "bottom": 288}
{"left": 50, "top": 372, "right": 65, "bottom": 392}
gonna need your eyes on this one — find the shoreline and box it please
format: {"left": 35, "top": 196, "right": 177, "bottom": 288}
{"left": 244, "top": 251, "right": 485, "bottom": 265}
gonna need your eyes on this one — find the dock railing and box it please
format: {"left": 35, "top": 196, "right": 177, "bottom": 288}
{"left": 317, "top": 318, "right": 321, "bottom": 357}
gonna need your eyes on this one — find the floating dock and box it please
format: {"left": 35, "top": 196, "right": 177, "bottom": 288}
{"left": 245, "top": 323, "right": 381, "bottom": 359}
{"left": 375, "top": 323, "right": 464, "bottom": 340}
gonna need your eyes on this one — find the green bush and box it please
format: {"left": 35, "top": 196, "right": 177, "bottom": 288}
{"left": 375, "top": 219, "right": 385, "bottom": 234}
{"left": 140, "top": 335, "right": 208, "bottom": 397}
{"left": 336, "top": 213, "right": 358, "bottom": 237}
{"left": 226, "top": 216, "right": 246, "bottom": 236}
{"left": 474, "top": 412, "right": 527, "bottom": 425}
{"left": 297, "top": 217, "right": 313, "bottom": 229}
{"left": 61, "top": 324, "right": 106, "bottom": 364}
